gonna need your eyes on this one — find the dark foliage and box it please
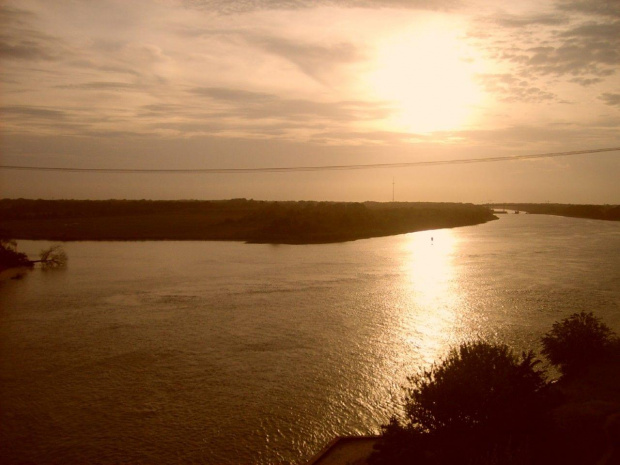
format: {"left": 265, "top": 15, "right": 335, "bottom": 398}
{"left": 0, "top": 199, "right": 496, "bottom": 243}
{"left": 541, "top": 311, "right": 615, "bottom": 375}
{"left": 370, "top": 342, "right": 548, "bottom": 465}
{"left": 0, "top": 238, "right": 32, "bottom": 271}
{"left": 493, "top": 203, "right": 620, "bottom": 221}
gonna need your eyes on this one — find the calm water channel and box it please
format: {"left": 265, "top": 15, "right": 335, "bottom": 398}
{"left": 1, "top": 214, "right": 619, "bottom": 464}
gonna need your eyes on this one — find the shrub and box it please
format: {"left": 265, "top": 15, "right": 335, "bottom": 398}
{"left": 541, "top": 311, "right": 615, "bottom": 375}
{"left": 0, "top": 238, "right": 32, "bottom": 271}
{"left": 371, "top": 341, "right": 547, "bottom": 464}
{"left": 404, "top": 342, "right": 545, "bottom": 433}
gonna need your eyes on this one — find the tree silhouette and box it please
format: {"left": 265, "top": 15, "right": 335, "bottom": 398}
{"left": 38, "top": 244, "right": 68, "bottom": 269}
{"left": 541, "top": 311, "right": 615, "bottom": 375}
{"left": 371, "top": 341, "right": 547, "bottom": 464}
{"left": 0, "top": 237, "right": 32, "bottom": 271}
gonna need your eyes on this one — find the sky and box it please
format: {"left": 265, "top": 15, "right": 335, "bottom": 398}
{"left": 1, "top": 0, "right": 619, "bottom": 203}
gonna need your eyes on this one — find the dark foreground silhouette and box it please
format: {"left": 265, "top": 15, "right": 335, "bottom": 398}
{"left": 370, "top": 312, "right": 620, "bottom": 465}
{"left": 0, "top": 199, "right": 496, "bottom": 244}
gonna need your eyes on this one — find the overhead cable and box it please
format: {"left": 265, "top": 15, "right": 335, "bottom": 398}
{"left": 0, "top": 146, "right": 618, "bottom": 174}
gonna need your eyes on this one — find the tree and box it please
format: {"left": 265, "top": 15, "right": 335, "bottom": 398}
{"left": 541, "top": 311, "right": 615, "bottom": 375}
{"left": 371, "top": 342, "right": 547, "bottom": 464}
{"left": 38, "top": 244, "right": 68, "bottom": 269}
{"left": 0, "top": 237, "right": 32, "bottom": 271}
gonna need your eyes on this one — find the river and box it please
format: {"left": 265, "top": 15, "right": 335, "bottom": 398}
{"left": 1, "top": 214, "right": 619, "bottom": 464}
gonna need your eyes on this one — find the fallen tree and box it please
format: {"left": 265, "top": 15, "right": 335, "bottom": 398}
{"left": 0, "top": 239, "right": 67, "bottom": 272}
{"left": 30, "top": 244, "right": 68, "bottom": 269}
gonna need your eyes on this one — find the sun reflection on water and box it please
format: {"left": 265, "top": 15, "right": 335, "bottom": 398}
{"left": 400, "top": 229, "right": 463, "bottom": 365}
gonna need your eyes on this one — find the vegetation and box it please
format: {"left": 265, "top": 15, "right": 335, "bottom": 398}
{"left": 489, "top": 203, "right": 620, "bottom": 221}
{"left": 0, "top": 233, "right": 67, "bottom": 273}
{"left": 541, "top": 311, "right": 615, "bottom": 376}
{"left": 0, "top": 199, "right": 496, "bottom": 244}
{"left": 370, "top": 342, "right": 548, "bottom": 464}
{"left": 371, "top": 312, "right": 620, "bottom": 465}
{"left": 0, "top": 237, "right": 33, "bottom": 271}
{"left": 37, "top": 244, "right": 69, "bottom": 270}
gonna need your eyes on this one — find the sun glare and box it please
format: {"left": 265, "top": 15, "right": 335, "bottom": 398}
{"left": 367, "top": 25, "right": 483, "bottom": 134}
{"left": 403, "top": 229, "right": 461, "bottom": 363}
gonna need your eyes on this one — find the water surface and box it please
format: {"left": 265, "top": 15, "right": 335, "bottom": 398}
{"left": 1, "top": 215, "right": 619, "bottom": 464}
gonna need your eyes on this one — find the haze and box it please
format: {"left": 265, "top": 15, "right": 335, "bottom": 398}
{"left": 1, "top": 0, "right": 619, "bottom": 203}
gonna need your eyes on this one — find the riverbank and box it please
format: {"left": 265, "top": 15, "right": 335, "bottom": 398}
{"left": 0, "top": 199, "right": 496, "bottom": 244}
{"left": 488, "top": 203, "right": 620, "bottom": 221}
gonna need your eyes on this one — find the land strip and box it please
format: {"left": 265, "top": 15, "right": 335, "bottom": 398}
{"left": 0, "top": 199, "right": 496, "bottom": 244}
{"left": 489, "top": 203, "right": 620, "bottom": 221}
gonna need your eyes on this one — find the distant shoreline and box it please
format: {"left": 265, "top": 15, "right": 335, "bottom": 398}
{"left": 0, "top": 199, "right": 497, "bottom": 245}
{"left": 487, "top": 203, "right": 620, "bottom": 222}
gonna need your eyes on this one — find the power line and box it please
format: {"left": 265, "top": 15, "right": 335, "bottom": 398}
{"left": 0, "top": 146, "right": 618, "bottom": 174}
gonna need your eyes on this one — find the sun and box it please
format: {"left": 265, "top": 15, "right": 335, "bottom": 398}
{"left": 366, "top": 24, "right": 483, "bottom": 134}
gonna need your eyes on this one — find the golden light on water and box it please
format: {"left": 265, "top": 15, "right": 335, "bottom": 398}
{"left": 402, "top": 229, "right": 461, "bottom": 364}
{"left": 366, "top": 24, "right": 483, "bottom": 134}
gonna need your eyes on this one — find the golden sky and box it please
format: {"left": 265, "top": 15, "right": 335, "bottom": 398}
{"left": 1, "top": 0, "right": 619, "bottom": 202}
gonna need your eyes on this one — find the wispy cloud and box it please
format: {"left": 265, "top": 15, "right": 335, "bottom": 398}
{"left": 186, "top": 87, "right": 392, "bottom": 124}
{"left": 557, "top": 0, "right": 620, "bottom": 19}
{"left": 492, "top": 12, "right": 569, "bottom": 28}
{"left": 475, "top": 73, "right": 556, "bottom": 103}
{"left": 2, "top": 105, "right": 69, "bottom": 119}
{"left": 0, "top": 6, "right": 68, "bottom": 61}
{"left": 178, "top": 0, "right": 462, "bottom": 14}
{"left": 1, "top": 1, "right": 619, "bottom": 155}
{"left": 245, "top": 33, "right": 363, "bottom": 83}
{"left": 599, "top": 92, "right": 620, "bottom": 107}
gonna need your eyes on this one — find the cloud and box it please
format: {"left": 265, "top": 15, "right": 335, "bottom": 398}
{"left": 523, "top": 40, "right": 618, "bottom": 77}
{"left": 55, "top": 81, "right": 139, "bottom": 90}
{"left": 0, "top": 36, "right": 55, "bottom": 61}
{"left": 172, "top": 25, "right": 364, "bottom": 83}
{"left": 309, "top": 129, "right": 428, "bottom": 145}
{"left": 246, "top": 33, "right": 363, "bottom": 82}
{"left": 557, "top": 0, "right": 620, "bottom": 19}
{"left": 599, "top": 93, "right": 620, "bottom": 107}
{"left": 0, "top": 5, "right": 69, "bottom": 61}
{"left": 492, "top": 13, "right": 569, "bottom": 28}
{"left": 569, "top": 76, "right": 603, "bottom": 86}
{"left": 189, "top": 87, "right": 273, "bottom": 101}
{"left": 480, "top": 20, "right": 620, "bottom": 79}
{"left": 475, "top": 73, "right": 556, "bottom": 103}
{"left": 2, "top": 105, "right": 68, "bottom": 119}
{"left": 0, "top": 4, "right": 37, "bottom": 28}
{"left": 443, "top": 123, "right": 620, "bottom": 147}
{"left": 561, "top": 19, "right": 620, "bottom": 38}
{"left": 472, "top": 2, "right": 620, "bottom": 108}
{"left": 178, "top": 0, "right": 462, "bottom": 14}
{"left": 0, "top": 28, "right": 67, "bottom": 61}
{"left": 187, "top": 86, "right": 392, "bottom": 122}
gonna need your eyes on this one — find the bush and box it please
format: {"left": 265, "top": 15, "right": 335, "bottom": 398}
{"left": 405, "top": 342, "right": 545, "bottom": 432}
{"left": 371, "top": 341, "right": 547, "bottom": 464}
{"left": 0, "top": 238, "right": 32, "bottom": 271}
{"left": 541, "top": 311, "right": 615, "bottom": 375}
